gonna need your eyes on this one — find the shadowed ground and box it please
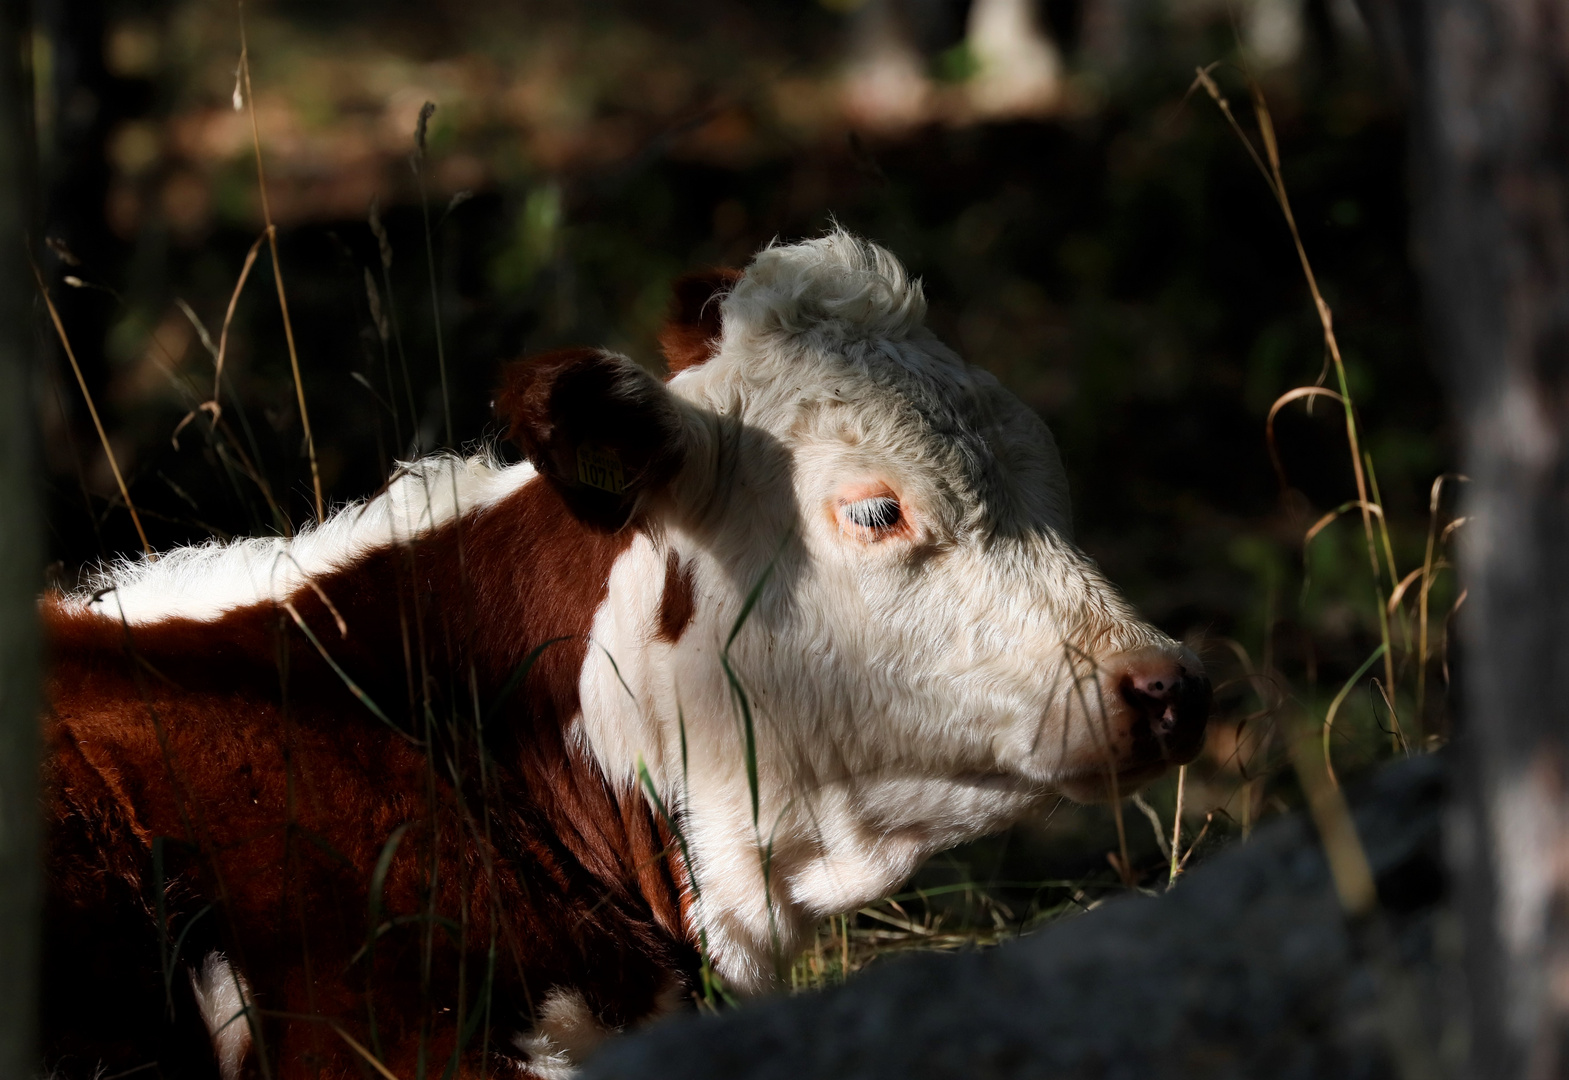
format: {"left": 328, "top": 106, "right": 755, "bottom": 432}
{"left": 584, "top": 753, "right": 1453, "bottom": 1080}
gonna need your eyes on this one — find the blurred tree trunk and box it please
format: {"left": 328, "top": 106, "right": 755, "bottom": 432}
{"left": 0, "top": 0, "right": 42, "bottom": 1076}
{"left": 1401, "top": 0, "right": 1569, "bottom": 1073}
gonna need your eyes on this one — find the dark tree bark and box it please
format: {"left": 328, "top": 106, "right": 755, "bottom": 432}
{"left": 1401, "top": 0, "right": 1569, "bottom": 1072}
{"left": 0, "top": 0, "right": 41, "bottom": 1076}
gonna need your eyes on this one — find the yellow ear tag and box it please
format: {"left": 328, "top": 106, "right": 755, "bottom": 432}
{"left": 575, "top": 444, "right": 627, "bottom": 495}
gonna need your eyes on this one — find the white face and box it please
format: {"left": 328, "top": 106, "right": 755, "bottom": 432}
{"left": 664, "top": 241, "right": 1203, "bottom": 804}
{"left": 575, "top": 232, "right": 1208, "bottom": 991}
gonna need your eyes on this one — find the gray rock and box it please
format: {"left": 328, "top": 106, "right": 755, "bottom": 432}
{"left": 584, "top": 755, "right": 1455, "bottom": 1080}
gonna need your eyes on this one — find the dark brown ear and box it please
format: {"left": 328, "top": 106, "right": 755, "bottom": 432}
{"left": 658, "top": 268, "right": 743, "bottom": 376}
{"left": 495, "top": 348, "right": 686, "bottom": 532}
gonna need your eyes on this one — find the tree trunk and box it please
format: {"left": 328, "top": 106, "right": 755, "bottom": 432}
{"left": 0, "top": 0, "right": 42, "bottom": 1076}
{"left": 1403, "top": 0, "right": 1569, "bottom": 1072}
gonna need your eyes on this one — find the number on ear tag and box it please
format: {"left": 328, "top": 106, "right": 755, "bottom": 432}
{"left": 575, "top": 444, "right": 627, "bottom": 495}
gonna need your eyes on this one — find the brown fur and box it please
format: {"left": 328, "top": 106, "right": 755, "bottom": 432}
{"left": 43, "top": 366, "right": 699, "bottom": 1079}
{"left": 657, "top": 269, "right": 741, "bottom": 375}
{"left": 656, "top": 552, "right": 696, "bottom": 644}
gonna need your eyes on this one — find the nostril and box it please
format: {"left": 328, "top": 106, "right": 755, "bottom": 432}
{"left": 1121, "top": 664, "right": 1208, "bottom": 731}
{"left": 1126, "top": 665, "right": 1184, "bottom": 704}
{"left": 1152, "top": 705, "right": 1180, "bottom": 736}
{"left": 1113, "top": 650, "right": 1213, "bottom": 763}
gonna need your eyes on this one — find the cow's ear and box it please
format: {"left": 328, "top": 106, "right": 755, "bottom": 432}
{"left": 496, "top": 348, "right": 686, "bottom": 532}
{"left": 658, "top": 268, "right": 742, "bottom": 376}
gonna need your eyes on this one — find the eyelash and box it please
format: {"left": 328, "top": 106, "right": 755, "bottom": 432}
{"left": 842, "top": 496, "right": 902, "bottom": 533}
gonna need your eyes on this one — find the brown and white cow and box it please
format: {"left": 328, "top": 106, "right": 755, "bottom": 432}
{"left": 40, "top": 231, "right": 1208, "bottom": 1079}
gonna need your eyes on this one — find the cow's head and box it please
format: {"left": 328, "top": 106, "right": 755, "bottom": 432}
{"left": 497, "top": 231, "right": 1209, "bottom": 989}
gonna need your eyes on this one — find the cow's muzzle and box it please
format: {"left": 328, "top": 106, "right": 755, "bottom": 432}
{"left": 1115, "top": 647, "right": 1212, "bottom": 766}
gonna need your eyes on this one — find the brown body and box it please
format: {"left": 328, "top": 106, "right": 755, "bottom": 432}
{"left": 41, "top": 475, "right": 697, "bottom": 1079}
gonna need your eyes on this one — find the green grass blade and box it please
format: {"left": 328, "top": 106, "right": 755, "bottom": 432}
{"left": 724, "top": 542, "right": 785, "bottom": 651}
{"left": 486, "top": 636, "right": 570, "bottom": 725}
{"left": 636, "top": 754, "right": 700, "bottom": 903}
{"left": 368, "top": 821, "right": 413, "bottom": 929}
{"left": 599, "top": 643, "right": 639, "bottom": 705}
{"left": 1321, "top": 641, "right": 1388, "bottom": 786}
{"left": 721, "top": 654, "right": 760, "bottom": 827}
{"left": 283, "top": 603, "right": 409, "bottom": 741}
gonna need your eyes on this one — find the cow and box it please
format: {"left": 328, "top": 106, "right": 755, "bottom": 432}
{"left": 39, "top": 230, "right": 1210, "bottom": 1080}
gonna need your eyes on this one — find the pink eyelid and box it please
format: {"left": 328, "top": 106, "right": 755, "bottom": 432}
{"left": 836, "top": 481, "right": 899, "bottom": 505}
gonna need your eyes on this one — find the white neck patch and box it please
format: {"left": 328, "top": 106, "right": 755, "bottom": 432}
{"left": 67, "top": 453, "right": 537, "bottom": 625}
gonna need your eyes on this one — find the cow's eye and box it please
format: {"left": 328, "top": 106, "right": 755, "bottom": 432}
{"left": 842, "top": 496, "right": 901, "bottom": 533}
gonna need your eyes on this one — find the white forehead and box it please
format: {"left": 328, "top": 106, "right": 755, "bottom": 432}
{"left": 671, "top": 230, "right": 1074, "bottom": 539}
